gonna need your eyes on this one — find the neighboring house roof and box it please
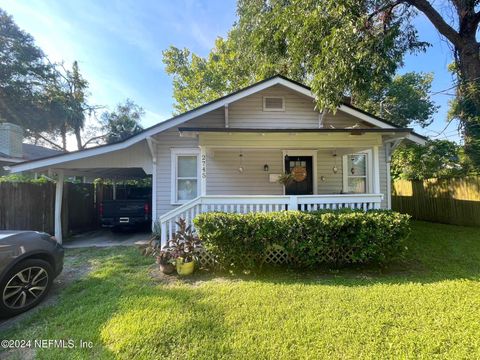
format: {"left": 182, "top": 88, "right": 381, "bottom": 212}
{"left": 22, "top": 143, "right": 64, "bottom": 161}
{"left": 0, "top": 143, "right": 63, "bottom": 164}
{"left": 5, "top": 75, "right": 428, "bottom": 174}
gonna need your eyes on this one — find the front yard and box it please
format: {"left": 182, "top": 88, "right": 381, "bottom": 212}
{"left": 1, "top": 221, "right": 480, "bottom": 359}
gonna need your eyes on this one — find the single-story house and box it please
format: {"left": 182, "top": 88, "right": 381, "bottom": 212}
{"left": 4, "top": 75, "right": 426, "bottom": 244}
{"left": 0, "top": 123, "right": 63, "bottom": 175}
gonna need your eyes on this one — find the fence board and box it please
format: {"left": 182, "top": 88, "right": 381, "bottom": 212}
{"left": 392, "top": 176, "right": 480, "bottom": 227}
{"left": 0, "top": 182, "right": 97, "bottom": 235}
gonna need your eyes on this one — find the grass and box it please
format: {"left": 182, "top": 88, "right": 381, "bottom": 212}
{"left": 1, "top": 221, "right": 480, "bottom": 359}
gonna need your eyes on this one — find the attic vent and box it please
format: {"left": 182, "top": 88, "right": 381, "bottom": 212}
{"left": 263, "top": 96, "right": 285, "bottom": 111}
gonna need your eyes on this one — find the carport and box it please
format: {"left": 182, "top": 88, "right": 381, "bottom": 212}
{"left": 4, "top": 139, "right": 157, "bottom": 243}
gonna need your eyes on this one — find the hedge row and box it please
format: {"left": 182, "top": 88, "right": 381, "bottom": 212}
{"left": 193, "top": 210, "right": 411, "bottom": 270}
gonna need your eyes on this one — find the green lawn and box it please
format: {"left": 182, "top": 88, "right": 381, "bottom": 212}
{"left": 2, "top": 221, "right": 480, "bottom": 359}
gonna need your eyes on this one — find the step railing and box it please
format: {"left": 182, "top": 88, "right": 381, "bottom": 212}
{"left": 158, "top": 194, "right": 383, "bottom": 246}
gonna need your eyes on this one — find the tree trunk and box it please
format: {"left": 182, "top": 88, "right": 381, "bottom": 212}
{"left": 75, "top": 127, "right": 83, "bottom": 150}
{"left": 60, "top": 124, "right": 67, "bottom": 151}
{"left": 406, "top": 0, "right": 480, "bottom": 169}
{"left": 455, "top": 37, "right": 480, "bottom": 168}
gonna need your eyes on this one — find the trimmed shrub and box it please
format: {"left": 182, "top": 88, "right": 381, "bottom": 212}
{"left": 193, "top": 210, "right": 411, "bottom": 270}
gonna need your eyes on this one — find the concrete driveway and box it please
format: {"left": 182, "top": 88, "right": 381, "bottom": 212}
{"left": 62, "top": 229, "right": 151, "bottom": 248}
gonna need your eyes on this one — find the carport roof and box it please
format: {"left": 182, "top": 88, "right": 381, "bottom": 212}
{"left": 59, "top": 167, "right": 148, "bottom": 179}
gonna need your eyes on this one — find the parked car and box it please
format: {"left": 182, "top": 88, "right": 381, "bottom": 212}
{"left": 0, "top": 231, "right": 64, "bottom": 318}
{"left": 99, "top": 187, "right": 152, "bottom": 231}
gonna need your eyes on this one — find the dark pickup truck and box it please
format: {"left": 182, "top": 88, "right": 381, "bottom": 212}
{"left": 99, "top": 188, "right": 151, "bottom": 230}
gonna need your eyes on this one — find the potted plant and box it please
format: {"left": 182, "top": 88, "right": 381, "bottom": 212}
{"left": 167, "top": 218, "right": 201, "bottom": 276}
{"left": 157, "top": 249, "right": 176, "bottom": 274}
{"left": 277, "top": 172, "right": 294, "bottom": 186}
{"left": 144, "top": 225, "right": 176, "bottom": 274}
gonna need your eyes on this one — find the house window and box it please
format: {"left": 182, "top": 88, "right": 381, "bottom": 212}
{"left": 263, "top": 96, "right": 285, "bottom": 111}
{"left": 171, "top": 149, "right": 200, "bottom": 204}
{"left": 343, "top": 153, "right": 368, "bottom": 193}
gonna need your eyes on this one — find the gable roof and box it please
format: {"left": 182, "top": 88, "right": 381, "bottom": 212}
{"left": 5, "top": 75, "right": 427, "bottom": 173}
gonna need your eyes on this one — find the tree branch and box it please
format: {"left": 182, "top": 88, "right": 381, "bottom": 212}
{"left": 368, "top": 0, "right": 404, "bottom": 22}
{"left": 81, "top": 134, "right": 107, "bottom": 148}
{"left": 33, "top": 133, "right": 65, "bottom": 151}
{"left": 405, "top": 0, "right": 463, "bottom": 47}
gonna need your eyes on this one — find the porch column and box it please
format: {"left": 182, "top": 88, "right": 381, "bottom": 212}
{"left": 54, "top": 169, "right": 64, "bottom": 244}
{"left": 146, "top": 137, "right": 158, "bottom": 231}
{"left": 372, "top": 146, "right": 381, "bottom": 209}
{"left": 200, "top": 146, "right": 207, "bottom": 196}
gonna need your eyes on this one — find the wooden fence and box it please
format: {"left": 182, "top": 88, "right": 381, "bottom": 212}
{"left": 0, "top": 182, "right": 98, "bottom": 236}
{"left": 392, "top": 177, "right": 480, "bottom": 227}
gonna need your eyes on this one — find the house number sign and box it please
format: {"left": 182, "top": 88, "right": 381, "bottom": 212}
{"left": 201, "top": 154, "right": 207, "bottom": 179}
{"left": 291, "top": 166, "right": 307, "bottom": 182}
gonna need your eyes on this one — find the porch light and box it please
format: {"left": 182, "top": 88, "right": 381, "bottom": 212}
{"left": 332, "top": 151, "right": 338, "bottom": 174}
{"left": 238, "top": 153, "right": 244, "bottom": 174}
{"left": 264, "top": 164, "right": 269, "bottom": 172}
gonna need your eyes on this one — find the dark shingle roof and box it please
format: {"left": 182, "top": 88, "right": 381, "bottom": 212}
{"left": 21, "top": 144, "right": 64, "bottom": 160}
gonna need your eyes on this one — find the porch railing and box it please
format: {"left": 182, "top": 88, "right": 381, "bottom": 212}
{"left": 158, "top": 194, "right": 383, "bottom": 246}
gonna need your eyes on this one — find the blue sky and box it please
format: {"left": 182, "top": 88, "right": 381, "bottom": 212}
{"left": 0, "top": 0, "right": 460, "bottom": 148}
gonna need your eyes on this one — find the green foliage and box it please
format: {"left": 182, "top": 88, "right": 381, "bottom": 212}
{"left": 193, "top": 210, "right": 411, "bottom": 270}
{"left": 163, "top": 0, "right": 430, "bottom": 128}
{"left": 0, "top": 174, "right": 51, "bottom": 183}
{"left": 101, "top": 99, "right": 144, "bottom": 144}
{"left": 4, "top": 223, "right": 480, "bottom": 359}
{"left": 92, "top": 177, "right": 152, "bottom": 186}
{"left": 0, "top": 9, "right": 54, "bottom": 132}
{"left": 391, "top": 140, "right": 469, "bottom": 180}
{"left": 354, "top": 72, "right": 438, "bottom": 127}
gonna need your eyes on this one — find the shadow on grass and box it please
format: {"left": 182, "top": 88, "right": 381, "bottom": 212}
{"left": 0, "top": 247, "right": 231, "bottom": 359}
{"left": 168, "top": 221, "right": 480, "bottom": 288}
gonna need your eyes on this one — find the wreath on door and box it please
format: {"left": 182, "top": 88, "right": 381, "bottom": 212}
{"left": 291, "top": 166, "right": 307, "bottom": 182}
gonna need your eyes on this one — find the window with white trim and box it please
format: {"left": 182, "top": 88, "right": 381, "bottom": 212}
{"left": 171, "top": 149, "right": 200, "bottom": 204}
{"left": 343, "top": 153, "right": 368, "bottom": 193}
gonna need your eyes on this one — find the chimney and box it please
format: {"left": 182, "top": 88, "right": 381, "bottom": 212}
{"left": 0, "top": 123, "right": 23, "bottom": 158}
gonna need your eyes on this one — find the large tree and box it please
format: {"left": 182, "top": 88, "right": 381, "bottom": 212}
{"left": 391, "top": 140, "right": 469, "bottom": 180}
{"left": 33, "top": 61, "right": 101, "bottom": 151}
{"left": 0, "top": 8, "right": 55, "bottom": 133}
{"left": 101, "top": 99, "right": 144, "bottom": 144}
{"left": 164, "top": 0, "right": 480, "bottom": 168}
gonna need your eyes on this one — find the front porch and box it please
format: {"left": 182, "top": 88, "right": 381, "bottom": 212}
{"left": 160, "top": 129, "right": 390, "bottom": 245}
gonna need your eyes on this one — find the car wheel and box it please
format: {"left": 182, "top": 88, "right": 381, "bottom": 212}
{"left": 0, "top": 259, "right": 53, "bottom": 318}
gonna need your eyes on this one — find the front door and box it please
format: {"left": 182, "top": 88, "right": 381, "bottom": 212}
{"left": 284, "top": 156, "right": 313, "bottom": 195}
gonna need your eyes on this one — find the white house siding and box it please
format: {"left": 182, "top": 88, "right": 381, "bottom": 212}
{"left": 153, "top": 100, "right": 390, "bottom": 216}
{"left": 59, "top": 141, "right": 153, "bottom": 173}
{"left": 317, "top": 150, "right": 344, "bottom": 194}
{"left": 153, "top": 109, "right": 224, "bottom": 215}
{"left": 206, "top": 150, "right": 284, "bottom": 195}
{"left": 227, "top": 84, "right": 371, "bottom": 129}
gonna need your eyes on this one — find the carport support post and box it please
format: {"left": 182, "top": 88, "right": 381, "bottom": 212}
{"left": 54, "top": 170, "right": 64, "bottom": 244}
{"left": 112, "top": 180, "right": 117, "bottom": 200}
